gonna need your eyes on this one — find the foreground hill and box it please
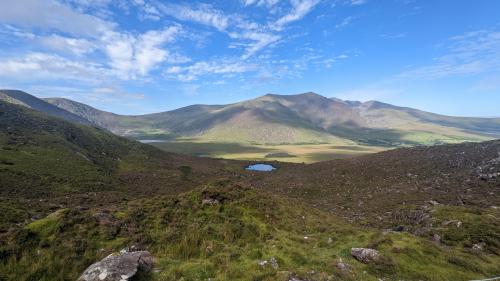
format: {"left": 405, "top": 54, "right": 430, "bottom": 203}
{"left": 3, "top": 183, "right": 499, "bottom": 281}
{"left": 0, "top": 100, "right": 227, "bottom": 231}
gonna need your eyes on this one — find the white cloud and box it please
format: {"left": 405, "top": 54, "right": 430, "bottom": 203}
{"left": 229, "top": 31, "right": 281, "bottom": 59}
{"left": 27, "top": 84, "right": 145, "bottom": 108}
{"left": 0, "top": 52, "right": 108, "bottom": 82}
{"left": 166, "top": 60, "right": 258, "bottom": 81}
{"left": 0, "top": 0, "right": 114, "bottom": 37}
{"left": 130, "top": 0, "right": 162, "bottom": 21}
{"left": 350, "top": 0, "right": 367, "bottom": 5}
{"left": 243, "top": 0, "right": 281, "bottom": 7}
{"left": 182, "top": 84, "right": 200, "bottom": 96}
{"left": 39, "top": 34, "right": 96, "bottom": 56}
{"left": 273, "top": 0, "right": 320, "bottom": 30}
{"left": 335, "top": 16, "right": 355, "bottom": 29}
{"left": 156, "top": 3, "right": 229, "bottom": 31}
{"left": 103, "top": 26, "right": 185, "bottom": 78}
{"left": 379, "top": 33, "right": 407, "bottom": 39}
{"left": 401, "top": 30, "right": 500, "bottom": 79}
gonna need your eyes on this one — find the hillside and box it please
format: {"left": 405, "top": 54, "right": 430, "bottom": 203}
{"left": 2, "top": 89, "right": 499, "bottom": 162}
{"left": 3, "top": 183, "right": 500, "bottom": 281}
{"left": 246, "top": 140, "right": 500, "bottom": 226}
{"left": 0, "top": 100, "right": 227, "bottom": 231}
{"left": 0, "top": 90, "right": 91, "bottom": 125}
{"left": 43, "top": 91, "right": 500, "bottom": 146}
{"left": 0, "top": 100, "right": 499, "bottom": 280}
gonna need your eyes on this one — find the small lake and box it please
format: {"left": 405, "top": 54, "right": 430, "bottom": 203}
{"left": 138, "top": 139, "right": 167, "bottom": 143}
{"left": 245, "top": 164, "right": 276, "bottom": 172}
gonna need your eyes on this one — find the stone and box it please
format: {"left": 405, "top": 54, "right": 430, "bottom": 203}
{"left": 392, "top": 225, "right": 405, "bottom": 232}
{"left": 77, "top": 251, "right": 153, "bottom": 281}
{"left": 336, "top": 262, "right": 350, "bottom": 272}
{"left": 202, "top": 198, "right": 220, "bottom": 205}
{"left": 269, "top": 257, "right": 279, "bottom": 269}
{"left": 428, "top": 200, "right": 440, "bottom": 206}
{"left": 201, "top": 190, "right": 226, "bottom": 205}
{"left": 431, "top": 234, "right": 441, "bottom": 243}
{"left": 288, "top": 277, "right": 311, "bottom": 281}
{"left": 258, "top": 260, "right": 268, "bottom": 267}
{"left": 93, "top": 211, "right": 119, "bottom": 227}
{"left": 443, "top": 220, "right": 462, "bottom": 227}
{"left": 351, "top": 248, "right": 381, "bottom": 263}
{"left": 472, "top": 242, "right": 486, "bottom": 251}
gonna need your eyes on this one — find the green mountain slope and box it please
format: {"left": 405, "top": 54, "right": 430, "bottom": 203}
{"left": 0, "top": 100, "right": 226, "bottom": 231}
{"left": 44, "top": 91, "right": 499, "bottom": 146}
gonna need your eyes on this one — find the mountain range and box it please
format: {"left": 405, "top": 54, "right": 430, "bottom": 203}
{"left": 1, "top": 89, "right": 499, "bottom": 148}
{"left": 1, "top": 96, "right": 499, "bottom": 280}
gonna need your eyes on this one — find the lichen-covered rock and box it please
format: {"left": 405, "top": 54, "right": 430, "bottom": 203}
{"left": 77, "top": 251, "right": 153, "bottom": 281}
{"left": 336, "top": 261, "right": 350, "bottom": 272}
{"left": 269, "top": 257, "right": 279, "bottom": 269}
{"left": 351, "top": 248, "right": 380, "bottom": 263}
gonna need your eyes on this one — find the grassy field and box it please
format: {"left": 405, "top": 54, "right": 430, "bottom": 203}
{"left": 2, "top": 183, "right": 499, "bottom": 281}
{"left": 150, "top": 140, "right": 386, "bottom": 163}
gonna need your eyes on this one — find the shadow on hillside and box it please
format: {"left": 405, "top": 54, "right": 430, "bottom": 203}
{"left": 151, "top": 141, "right": 275, "bottom": 156}
{"left": 327, "top": 124, "right": 419, "bottom": 147}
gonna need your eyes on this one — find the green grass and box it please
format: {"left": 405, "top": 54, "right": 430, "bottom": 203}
{"left": 1, "top": 183, "right": 499, "bottom": 281}
{"left": 152, "top": 141, "right": 385, "bottom": 163}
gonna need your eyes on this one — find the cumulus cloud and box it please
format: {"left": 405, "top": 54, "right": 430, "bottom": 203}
{"left": 39, "top": 34, "right": 96, "bottom": 56}
{"left": 0, "top": 0, "right": 114, "bottom": 37}
{"left": 0, "top": 52, "right": 108, "bottom": 82}
{"left": 102, "top": 26, "right": 186, "bottom": 78}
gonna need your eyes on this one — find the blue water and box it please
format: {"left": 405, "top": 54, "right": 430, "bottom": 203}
{"left": 138, "top": 139, "right": 166, "bottom": 143}
{"left": 245, "top": 164, "right": 276, "bottom": 172}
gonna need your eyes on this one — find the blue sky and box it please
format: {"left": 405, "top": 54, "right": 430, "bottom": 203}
{"left": 0, "top": 0, "right": 499, "bottom": 116}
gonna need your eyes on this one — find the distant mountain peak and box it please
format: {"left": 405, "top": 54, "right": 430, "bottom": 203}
{"left": 0, "top": 89, "right": 91, "bottom": 125}
{"left": 6, "top": 89, "right": 500, "bottom": 146}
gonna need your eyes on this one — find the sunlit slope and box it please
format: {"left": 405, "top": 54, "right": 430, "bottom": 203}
{"left": 44, "top": 91, "right": 498, "bottom": 145}
{"left": 0, "top": 100, "right": 225, "bottom": 230}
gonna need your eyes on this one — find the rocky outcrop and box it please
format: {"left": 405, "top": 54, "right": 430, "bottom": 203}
{"left": 351, "top": 248, "right": 380, "bottom": 263}
{"left": 201, "top": 190, "right": 226, "bottom": 205}
{"left": 77, "top": 250, "right": 153, "bottom": 281}
{"left": 476, "top": 153, "right": 500, "bottom": 181}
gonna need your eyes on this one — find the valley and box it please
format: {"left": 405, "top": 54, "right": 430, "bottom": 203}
{"left": 2, "top": 90, "right": 499, "bottom": 163}
{"left": 0, "top": 96, "right": 499, "bottom": 281}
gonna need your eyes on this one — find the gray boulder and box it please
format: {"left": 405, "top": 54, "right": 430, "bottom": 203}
{"left": 77, "top": 251, "right": 153, "bottom": 281}
{"left": 351, "top": 248, "right": 380, "bottom": 263}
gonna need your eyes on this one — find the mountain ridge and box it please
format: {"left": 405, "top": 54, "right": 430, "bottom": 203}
{"left": 2, "top": 89, "right": 499, "bottom": 148}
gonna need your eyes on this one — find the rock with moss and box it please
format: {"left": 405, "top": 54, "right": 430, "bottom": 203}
{"left": 77, "top": 250, "right": 153, "bottom": 281}
{"left": 351, "top": 248, "right": 380, "bottom": 263}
